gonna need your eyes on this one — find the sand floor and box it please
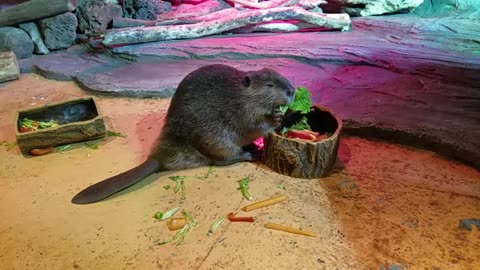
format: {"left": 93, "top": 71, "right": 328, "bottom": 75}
{"left": 0, "top": 74, "right": 479, "bottom": 270}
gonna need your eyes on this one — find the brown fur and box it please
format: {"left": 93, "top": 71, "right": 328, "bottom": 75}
{"left": 72, "top": 64, "right": 295, "bottom": 204}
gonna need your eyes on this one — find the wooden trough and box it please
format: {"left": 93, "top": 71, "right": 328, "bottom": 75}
{"left": 263, "top": 105, "right": 342, "bottom": 178}
{"left": 15, "top": 97, "right": 106, "bottom": 155}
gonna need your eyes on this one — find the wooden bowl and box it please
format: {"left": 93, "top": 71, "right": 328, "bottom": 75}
{"left": 263, "top": 105, "right": 342, "bottom": 178}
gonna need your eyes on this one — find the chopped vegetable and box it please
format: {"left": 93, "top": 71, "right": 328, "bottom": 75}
{"left": 56, "top": 144, "right": 72, "bottom": 152}
{"left": 154, "top": 207, "right": 180, "bottom": 221}
{"left": 227, "top": 212, "right": 254, "bottom": 222}
{"left": 276, "top": 185, "right": 286, "bottom": 191}
{"left": 107, "top": 130, "right": 127, "bottom": 138}
{"left": 241, "top": 195, "right": 287, "bottom": 212}
{"left": 264, "top": 223, "right": 316, "bottom": 237}
{"left": 30, "top": 147, "right": 54, "bottom": 156}
{"left": 163, "top": 185, "right": 171, "bottom": 190}
{"left": 279, "top": 86, "right": 311, "bottom": 114}
{"left": 190, "top": 166, "right": 215, "bottom": 180}
{"left": 154, "top": 240, "right": 172, "bottom": 246}
{"left": 208, "top": 215, "right": 227, "bottom": 235}
{"left": 155, "top": 210, "right": 197, "bottom": 246}
{"left": 173, "top": 210, "right": 197, "bottom": 245}
{"left": 180, "top": 180, "right": 187, "bottom": 200}
{"left": 284, "top": 129, "right": 329, "bottom": 142}
{"left": 238, "top": 176, "right": 253, "bottom": 201}
{"left": 1, "top": 141, "right": 17, "bottom": 151}
{"left": 18, "top": 118, "right": 59, "bottom": 132}
{"left": 168, "top": 167, "right": 215, "bottom": 199}
{"left": 84, "top": 141, "right": 99, "bottom": 149}
{"left": 166, "top": 217, "right": 187, "bottom": 231}
{"left": 282, "top": 116, "right": 311, "bottom": 135}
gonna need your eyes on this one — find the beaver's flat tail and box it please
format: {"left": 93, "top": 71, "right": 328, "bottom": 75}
{"left": 71, "top": 159, "right": 160, "bottom": 204}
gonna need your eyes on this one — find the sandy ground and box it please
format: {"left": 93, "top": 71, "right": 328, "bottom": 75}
{"left": 0, "top": 74, "right": 479, "bottom": 270}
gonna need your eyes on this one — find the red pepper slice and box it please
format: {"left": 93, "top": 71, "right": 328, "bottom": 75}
{"left": 285, "top": 130, "right": 317, "bottom": 141}
{"left": 227, "top": 212, "right": 254, "bottom": 222}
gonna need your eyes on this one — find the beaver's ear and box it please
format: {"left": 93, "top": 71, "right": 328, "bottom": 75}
{"left": 242, "top": 75, "right": 251, "bottom": 87}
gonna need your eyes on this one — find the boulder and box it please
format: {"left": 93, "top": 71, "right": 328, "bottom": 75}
{"left": 77, "top": 0, "right": 123, "bottom": 33}
{"left": 18, "top": 22, "right": 49, "bottom": 55}
{"left": 39, "top": 12, "right": 78, "bottom": 50}
{"left": 122, "top": 0, "right": 172, "bottom": 20}
{"left": 0, "top": 26, "right": 34, "bottom": 59}
{"left": 322, "top": 0, "right": 424, "bottom": 16}
{"left": 0, "top": 51, "right": 20, "bottom": 82}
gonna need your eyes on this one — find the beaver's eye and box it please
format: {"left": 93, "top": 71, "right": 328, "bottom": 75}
{"left": 267, "top": 83, "right": 274, "bottom": 87}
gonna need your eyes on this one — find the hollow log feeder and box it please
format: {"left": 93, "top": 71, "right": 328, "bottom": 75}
{"left": 263, "top": 106, "right": 342, "bottom": 179}
{"left": 15, "top": 97, "right": 106, "bottom": 155}
{"left": 0, "top": 0, "right": 78, "bottom": 27}
{"left": 102, "top": 7, "right": 351, "bottom": 46}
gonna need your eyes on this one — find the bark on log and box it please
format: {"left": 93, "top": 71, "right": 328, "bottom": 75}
{"left": 0, "top": 51, "right": 20, "bottom": 83}
{"left": 263, "top": 106, "right": 342, "bottom": 178}
{"left": 0, "top": 0, "right": 78, "bottom": 27}
{"left": 112, "top": 17, "right": 157, "bottom": 28}
{"left": 229, "top": 21, "right": 329, "bottom": 33}
{"left": 103, "top": 7, "right": 351, "bottom": 46}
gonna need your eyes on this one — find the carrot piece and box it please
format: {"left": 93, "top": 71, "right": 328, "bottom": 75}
{"left": 241, "top": 195, "right": 287, "bottom": 212}
{"left": 30, "top": 147, "right": 54, "bottom": 156}
{"left": 227, "top": 212, "right": 254, "bottom": 222}
{"left": 264, "top": 223, "right": 316, "bottom": 237}
{"left": 166, "top": 217, "right": 187, "bottom": 231}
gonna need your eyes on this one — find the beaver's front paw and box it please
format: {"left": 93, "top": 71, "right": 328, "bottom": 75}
{"left": 272, "top": 107, "right": 283, "bottom": 126}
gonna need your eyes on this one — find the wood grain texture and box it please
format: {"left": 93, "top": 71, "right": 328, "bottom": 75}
{"left": 0, "top": 0, "right": 78, "bottom": 27}
{"left": 263, "top": 106, "right": 342, "bottom": 178}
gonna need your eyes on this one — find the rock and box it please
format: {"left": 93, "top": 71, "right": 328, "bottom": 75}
{"left": 0, "top": 51, "right": 20, "bottom": 82}
{"left": 18, "top": 22, "right": 50, "bottom": 55}
{"left": 413, "top": 0, "right": 480, "bottom": 18}
{"left": 0, "top": 26, "right": 34, "bottom": 59}
{"left": 322, "top": 0, "right": 424, "bottom": 16}
{"left": 39, "top": 12, "right": 78, "bottom": 50}
{"left": 77, "top": 0, "right": 123, "bottom": 33}
{"left": 122, "top": 0, "right": 171, "bottom": 20}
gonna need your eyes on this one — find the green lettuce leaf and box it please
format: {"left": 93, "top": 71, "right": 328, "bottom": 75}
{"left": 279, "top": 86, "right": 311, "bottom": 114}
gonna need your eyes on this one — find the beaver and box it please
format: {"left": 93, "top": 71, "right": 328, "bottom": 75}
{"left": 71, "top": 64, "right": 295, "bottom": 204}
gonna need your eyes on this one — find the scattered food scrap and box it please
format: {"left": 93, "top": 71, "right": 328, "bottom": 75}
{"left": 276, "top": 185, "right": 286, "bottom": 191}
{"left": 56, "top": 144, "right": 72, "bottom": 152}
{"left": 265, "top": 222, "right": 316, "bottom": 237}
{"left": 227, "top": 212, "right": 254, "bottom": 222}
{"left": 238, "top": 176, "right": 253, "bottom": 201}
{"left": 166, "top": 217, "right": 187, "bottom": 231}
{"left": 173, "top": 210, "right": 197, "bottom": 245}
{"left": 168, "top": 167, "right": 215, "bottom": 200}
{"left": 155, "top": 210, "right": 197, "bottom": 246}
{"left": 154, "top": 207, "right": 180, "bottom": 221}
{"left": 84, "top": 141, "right": 100, "bottom": 149}
{"left": 208, "top": 215, "right": 226, "bottom": 235}
{"left": 106, "top": 130, "right": 127, "bottom": 138}
{"left": 163, "top": 185, "right": 171, "bottom": 190}
{"left": 169, "top": 176, "right": 187, "bottom": 200}
{"left": 241, "top": 195, "right": 287, "bottom": 212}
{"left": 30, "top": 147, "right": 54, "bottom": 156}
{"left": 0, "top": 141, "right": 17, "bottom": 151}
